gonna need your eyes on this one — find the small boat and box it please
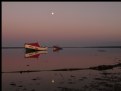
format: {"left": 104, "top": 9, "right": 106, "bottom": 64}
{"left": 24, "top": 42, "right": 48, "bottom": 51}
{"left": 53, "top": 46, "right": 63, "bottom": 52}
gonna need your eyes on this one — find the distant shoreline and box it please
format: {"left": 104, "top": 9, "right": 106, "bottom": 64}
{"left": 2, "top": 46, "right": 121, "bottom": 49}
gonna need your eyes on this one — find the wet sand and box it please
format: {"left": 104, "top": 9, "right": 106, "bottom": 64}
{"left": 2, "top": 62, "right": 121, "bottom": 91}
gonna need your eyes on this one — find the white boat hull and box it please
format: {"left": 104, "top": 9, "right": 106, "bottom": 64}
{"left": 25, "top": 44, "right": 48, "bottom": 51}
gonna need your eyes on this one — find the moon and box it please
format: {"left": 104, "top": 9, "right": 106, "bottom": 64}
{"left": 51, "top": 12, "right": 54, "bottom": 15}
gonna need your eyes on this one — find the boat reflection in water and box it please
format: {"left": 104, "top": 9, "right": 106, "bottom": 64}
{"left": 25, "top": 50, "right": 48, "bottom": 58}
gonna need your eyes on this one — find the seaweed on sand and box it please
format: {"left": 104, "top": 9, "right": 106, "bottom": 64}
{"left": 88, "top": 63, "right": 121, "bottom": 71}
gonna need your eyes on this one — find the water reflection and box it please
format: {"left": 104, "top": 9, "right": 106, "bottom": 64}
{"left": 25, "top": 50, "right": 48, "bottom": 58}
{"left": 2, "top": 48, "right": 121, "bottom": 91}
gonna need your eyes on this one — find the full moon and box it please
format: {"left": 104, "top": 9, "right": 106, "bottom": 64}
{"left": 51, "top": 12, "right": 54, "bottom": 15}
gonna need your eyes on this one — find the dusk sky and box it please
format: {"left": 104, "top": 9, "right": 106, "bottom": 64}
{"left": 2, "top": 2, "right": 121, "bottom": 47}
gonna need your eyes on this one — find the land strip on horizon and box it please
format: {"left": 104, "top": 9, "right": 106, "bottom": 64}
{"left": 2, "top": 46, "right": 121, "bottom": 49}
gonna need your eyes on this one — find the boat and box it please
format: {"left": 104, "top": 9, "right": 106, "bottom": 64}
{"left": 24, "top": 42, "right": 48, "bottom": 51}
{"left": 53, "top": 45, "right": 63, "bottom": 52}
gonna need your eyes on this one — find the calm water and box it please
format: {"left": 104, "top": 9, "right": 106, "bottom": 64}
{"left": 2, "top": 48, "right": 121, "bottom": 91}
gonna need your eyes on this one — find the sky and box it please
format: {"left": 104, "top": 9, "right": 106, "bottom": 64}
{"left": 2, "top": 2, "right": 121, "bottom": 47}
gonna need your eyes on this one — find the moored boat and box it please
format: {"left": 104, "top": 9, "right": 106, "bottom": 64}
{"left": 24, "top": 42, "right": 48, "bottom": 51}
{"left": 53, "top": 45, "right": 63, "bottom": 52}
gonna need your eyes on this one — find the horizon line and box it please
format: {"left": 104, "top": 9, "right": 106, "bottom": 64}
{"left": 2, "top": 46, "right": 121, "bottom": 48}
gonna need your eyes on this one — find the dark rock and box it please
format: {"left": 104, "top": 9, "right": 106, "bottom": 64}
{"left": 18, "top": 85, "right": 23, "bottom": 87}
{"left": 10, "top": 83, "right": 16, "bottom": 86}
{"left": 32, "top": 78, "right": 37, "bottom": 80}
